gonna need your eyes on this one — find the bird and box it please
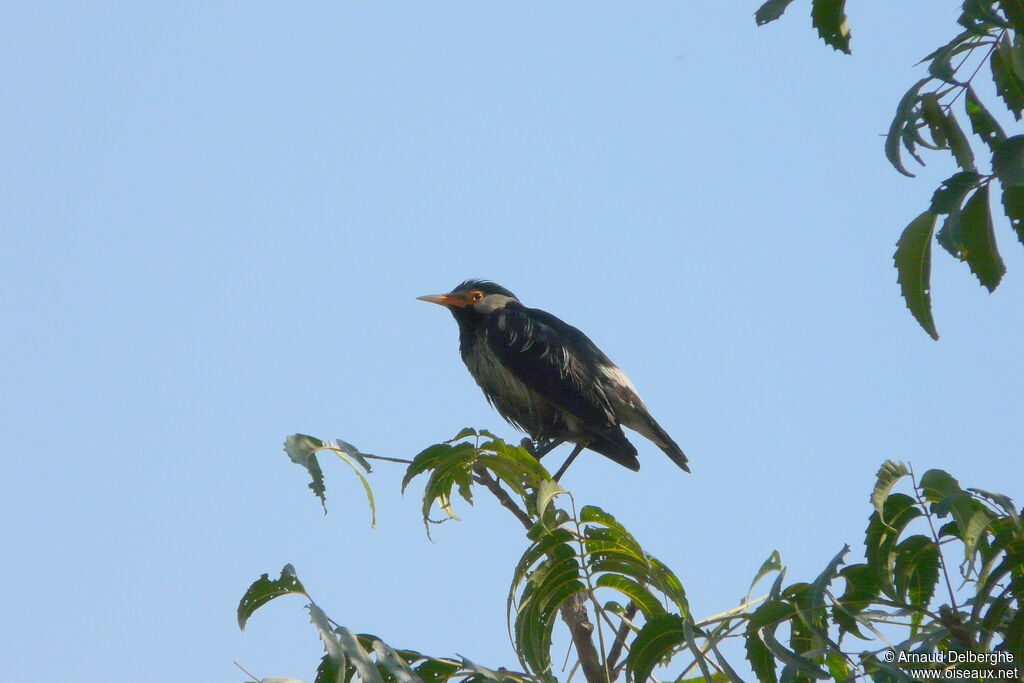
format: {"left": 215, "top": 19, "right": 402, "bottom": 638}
{"left": 417, "top": 279, "right": 689, "bottom": 480}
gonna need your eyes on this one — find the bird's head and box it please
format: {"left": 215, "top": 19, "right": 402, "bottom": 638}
{"left": 417, "top": 279, "right": 519, "bottom": 323}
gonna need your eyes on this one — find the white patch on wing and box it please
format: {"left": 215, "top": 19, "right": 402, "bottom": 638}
{"left": 600, "top": 364, "right": 639, "bottom": 394}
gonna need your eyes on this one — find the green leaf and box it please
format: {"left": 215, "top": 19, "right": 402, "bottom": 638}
{"left": 871, "top": 461, "right": 910, "bottom": 518}
{"left": 371, "top": 640, "right": 421, "bottom": 683}
{"left": 594, "top": 574, "right": 666, "bottom": 619}
{"left": 864, "top": 493, "right": 922, "bottom": 599}
{"left": 892, "top": 535, "right": 940, "bottom": 611}
{"left": 759, "top": 621, "right": 829, "bottom": 680}
{"left": 941, "top": 108, "right": 977, "bottom": 171}
{"left": 992, "top": 134, "right": 1024, "bottom": 186}
{"left": 513, "top": 543, "right": 583, "bottom": 677}
{"left": 744, "top": 601, "right": 794, "bottom": 683}
{"left": 336, "top": 626, "right": 386, "bottom": 683}
{"left": 992, "top": 36, "right": 1024, "bottom": 119}
{"left": 238, "top": 564, "right": 307, "bottom": 630}
{"left": 450, "top": 427, "right": 478, "bottom": 442}
{"left": 1000, "top": 182, "right": 1024, "bottom": 244}
{"left": 886, "top": 79, "right": 931, "bottom": 177}
{"left": 315, "top": 653, "right": 346, "bottom": 683}
{"left": 627, "top": 614, "right": 685, "bottom": 683}
{"left": 1011, "top": 28, "right": 1024, "bottom": 80}
{"left": 535, "top": 480, "right": 565, "bottom": 520}
{"left": 308, "top": 603, "right": 347, "bottom": 669}
{"left": 807, "top": 545, "right": 849, "bottom": 629}
{"left": 893, "top": 211, "right": 940, "bottom": 339}
{"left": 284, "top": 434, "right": 377, "bottom": 525}
{"left": 748, "top": 550, "right": 783, "bottom": 600}
{"left": 285, "top": 433, "right": 329, "bottom": 510}
{"left": 920, "top": 93, "right": 949, "bottom": 147}
{"left": 402, "top": 443, "right": 474, "bottom": 493}
{"left": 414, "top": 659, "right": 460, "bottom": 683}
{"left": 832, "top": 563, "right": 879, "bottom": 639}
{"left": 999, "top": 0, "right": 1024, "bottom": 28}
{"left": 964, "top": 87, "right": 1006, "bottom": 149}
{"left": 968, "top": 487, "right": 1021, "bottom": 529}
{"left": 755, "top": 0, "right": 796, "bottom": 25}
{"left": 811, "top": 0, "right": 852, "bottom": 53}
{"left": 957, "top": 184, "right": 1005, "bottom": 291}
{"left": 936, "top": 210, "right": 964, "bottom": 259}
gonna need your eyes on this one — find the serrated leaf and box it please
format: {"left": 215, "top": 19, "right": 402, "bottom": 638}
{"left": 968, "top": 487, "right": 1021, "bottom": 529}
{"left": 1000, "top": 0, "right": 1024, "bottom": 28}
{"left": 413, "top": 659, "right": 460, "bottom": 683}
{"left": 936, "top": 209, "right": 965, "bottom": 259}
{"left": 285, "top": 434, "right": 329, "bottom": 510}
{"left": 760, "top": 621, "right": 829, "bottom": 680}
{"left": 832, "top": 563, "right": 879, "bottom": 639}
{"left": 594, "top": 574, "right": 666, "bottom": 619}
{"left": 887, "top": 79, "right": 931, "bottom": 177}
{"left": 627, "top": 614, "right": 685, "bottom": 683}
{"left": 871, "top": 461, "right": 911, "bottom": 518}
{"left": 940, "top": 108, "right": 977, "bottom": 170}
{"left": 958, "top": 184, "right": 1005, "bottom": 291}
{"left": 745, "top": 601, "right": 794, "bottom": 683}
{"left": 747, "top": 550, "right": 783, "bottom": 600}
{"left": 993, "top": 134, "right": 1024, "bottom": 185}
{"left": 1011, "top": 28, "right": 1024, "bottom": 79}
{"left": 965, "top": 87, "right": 1006, "bottom": 149}
{"left": 865, "top": 493, "right": 923, "bottom": 599}
{"left": 372, "top": 641, "right": 420, "bottom": 683}
{"left": 315, "top": 653, "right": 344, "bottom": 683}
{"left": 1000, "top": 182, "right": 1024, "bottom": 244}
{"left": 892, "top": 535, "right": 940, "bottom": 609}
{"left": 920, "top": 93, "right": 949, "bottom": 147}
{"left": 808, "top": 545, "right": 849, "bottom": 629}
{"left": 811, "top": 0, "right": 851, "bottom": 53}
{"left": 403, "top": 443, "right": 473, "bottom": 493}
{"left": 336, "top": 626, "right": 385, "bottom": 683}
{"left": 992, "top": 37, "right": 1024, "bottom": 119}
{"left": 450, "top": 427, "right": 478, "bottom": 442}
{"left": 755, "top": 0, "right": 797, "bottom": 25}
{"left": 238, "top": 564, "right": 308, "bottom": 630}
{"left": 893, "top": 211, "right": 940, "bottom": 339}
{"left": 535, "top": 480, "right": 565, "bottom": 520}
{"left": 308, "top": 604, "right": 346, "bottom": 665}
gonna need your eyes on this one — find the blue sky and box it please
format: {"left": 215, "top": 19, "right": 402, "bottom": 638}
{"left": 2, "top": 3, "right": 1022, "bottom": 681}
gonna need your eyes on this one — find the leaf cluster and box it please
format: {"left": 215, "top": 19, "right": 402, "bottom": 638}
{"left": 243, "top": 432, "right": 1024, "bottom": 682}
{"left": 756, "top": 1, "right": 1024, "bottom": 338}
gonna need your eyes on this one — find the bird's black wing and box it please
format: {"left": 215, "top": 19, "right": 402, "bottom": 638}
{"left": 483, "top": 303, "right": 618, "bottom": 432}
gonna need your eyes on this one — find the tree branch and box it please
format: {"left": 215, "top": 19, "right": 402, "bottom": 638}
{"left": 606, "top": 602, "right": 638, "bottom": 677}
{"left": 560, "top": 593, "right": 607, "bottom": 683}
{"left": 472, "top": 464, "right": 606, "bottom": 683}
{"left": 472, "top": 466, "right": 533, "bottom": 529}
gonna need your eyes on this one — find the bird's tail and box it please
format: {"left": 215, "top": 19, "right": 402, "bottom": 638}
{"left": 586, "top": 429, "right": 640, "bottom": 472}
{"left": 630, "top": 412, "right": 690, "bottom": 472}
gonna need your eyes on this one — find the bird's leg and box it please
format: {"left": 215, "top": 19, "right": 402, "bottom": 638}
{"left": 520, "top": 438, "right": 564, "bottom": 460}
{"left": 552, "top": 442, "right": 586, "bottom": 482}
{"left": 533, "top": 439, "right": 564, "bottom": 460}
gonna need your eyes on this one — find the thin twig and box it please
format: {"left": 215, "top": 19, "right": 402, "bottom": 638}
{"left": 471, "top": 466, "right": 533, "bottom": 529}
{"left": 606, "top": 602, "right": 639, "bottom": 676}
{"left": 696, "top": 593, "right": 768, "bottom": 627}
{"left": 233, "top": 661, "right": 261, "bottom": 682}
{"left": 354, "top": 452, "right": 414, "bottom": 465}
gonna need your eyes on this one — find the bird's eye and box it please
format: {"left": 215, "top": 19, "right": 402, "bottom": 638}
{"left": 470, "top": 291, "right": 484, "bottom": 302}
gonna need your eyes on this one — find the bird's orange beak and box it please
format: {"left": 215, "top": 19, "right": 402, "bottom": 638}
{"left": 417, "top": 293, "right": 470, "bottom": 307}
